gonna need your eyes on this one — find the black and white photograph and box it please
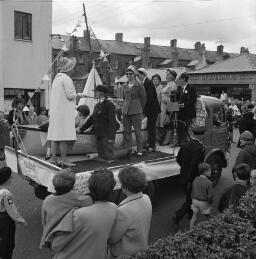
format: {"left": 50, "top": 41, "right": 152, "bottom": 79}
{"left": 0, "top": 0, "right": 256, "bottom": 258}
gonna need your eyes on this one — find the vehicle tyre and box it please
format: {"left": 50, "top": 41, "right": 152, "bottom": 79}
{"left": 205, "top": 154, "right": 223, "bottom": 187}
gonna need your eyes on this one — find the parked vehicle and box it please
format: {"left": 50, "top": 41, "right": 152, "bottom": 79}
{"left": 5, "top": 96, "right": 228, "bottom": 201}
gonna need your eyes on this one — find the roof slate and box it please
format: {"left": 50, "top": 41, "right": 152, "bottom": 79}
{"left": 189, "top": 54, "right": 256, "bottom": 74}
{"left": 51, "top": 36, "right": 247, "bottom": 63}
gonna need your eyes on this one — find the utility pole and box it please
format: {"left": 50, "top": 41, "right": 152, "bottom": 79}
{"left": 83, "top": 2, "right": 93, "bottom": 72}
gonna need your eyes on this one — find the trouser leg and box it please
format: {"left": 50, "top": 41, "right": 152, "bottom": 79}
{"left": 96, "top": 137, "right": 104, "bottom": 158}
{"left": 0, "top": 213, "right": 16, "bottom": 259}
{"left": 101, "top": 136, "right": 115, "bottom": 160}
{"left": 131, "top": 114, "right": 143, "bottom": 153}
{"left": 122, "top": 115, "right": 132, "bottom": 151}
{"left": 175, "top": 183, "right": 193, "bottom": 221}
{"left": 177, "top": 119, "right": 192, "bottom": 145}
{"left": 147, "top": 113, "right": 158, "bottom": 149}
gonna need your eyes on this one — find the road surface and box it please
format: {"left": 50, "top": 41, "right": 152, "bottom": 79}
{"left": 10, "top": 139, "right": 239, "bottom": 259}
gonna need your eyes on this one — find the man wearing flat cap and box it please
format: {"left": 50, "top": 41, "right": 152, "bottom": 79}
{"left": 177, "top": 73, "right": 197, "bottom": 145}
{"left": 77, "top": 85, "right": 116, "bottom": 162}
{"left": 138, "top": 68, "right": 161, "bottom": 151}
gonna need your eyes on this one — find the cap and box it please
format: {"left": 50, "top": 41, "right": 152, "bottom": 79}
{"left": 240, "top": 130, "right": 254, "bottom": 142}
{"left": 95, "top": 85, "right": 108, "bottom": 94}
{"left": 179, "top": 73, "right": 189, "bottom": 81}
{"left": 0, "top": 167, "right": 12, "bottom": 185}
{"left": 138, "top": 68, "right": 147, "bottom": 76}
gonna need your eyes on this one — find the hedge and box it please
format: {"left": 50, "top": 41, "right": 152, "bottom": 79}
{"left": 127, "top": 185, "right": 256, "bottom": 259}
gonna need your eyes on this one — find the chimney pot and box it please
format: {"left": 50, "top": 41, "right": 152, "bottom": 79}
{"left": 217, "top": 45, "right": 224, "bottom": 54}
{"left": 240, "top": 47, "right": 249, "bottom": 54}
{"left": 144, "top": 37, "right": 150, "bottom": 47}
{"left": 194, "top": 41, "right": 201, "bottom": 51}
{"left": 115, "top": 33, "right": 123, "bottom": 43}
{"left": 171, "top": 39, "right": 177, "bottom": 48}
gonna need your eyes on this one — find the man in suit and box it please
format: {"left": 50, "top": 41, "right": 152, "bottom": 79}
{"left": 138, "top": 68, "right": 161, "bottom": 152}
{"left": 173, "top": 128, "right": 205, "bottom": 230}
{"left": 177, "top": 73, "right": 197, "bottom": 145}
{"left": 77, "top": 85, "right": 116, "bottom": 162}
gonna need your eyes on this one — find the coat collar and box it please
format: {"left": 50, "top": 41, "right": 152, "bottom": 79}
{"left": 118, "top": 192, "right": 143, "bottom": 207}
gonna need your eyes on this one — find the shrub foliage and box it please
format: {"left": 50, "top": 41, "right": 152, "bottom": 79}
{"left": 128, "top": 185, "right": 256, "bottom": 259}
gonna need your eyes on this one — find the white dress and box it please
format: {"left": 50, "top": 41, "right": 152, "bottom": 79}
{"left": 47, "top": 73, "right": 77, "bottom": 141}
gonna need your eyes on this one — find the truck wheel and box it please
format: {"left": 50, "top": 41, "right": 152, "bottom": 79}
{"left": 205, "top": 154, "right": 223, "bottom": 187}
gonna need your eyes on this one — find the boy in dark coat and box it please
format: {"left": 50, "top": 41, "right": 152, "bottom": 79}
{"left": 78, "top": 85, "right": 116, "bottom": 162}
{"left": 239, "top": 103, "right": 256, "bottom": 137}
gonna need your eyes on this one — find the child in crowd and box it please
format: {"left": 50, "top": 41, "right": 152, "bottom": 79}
{"left": 37, "top": 107, "right": 48, "bottom": 126}
{"left": 189, "top": 162, "right": 213, "bottom": 230}
{"left": 40, "top": 168, "right": 93, "bottom": 249}
{"left": 0, "top": 167, "right": 27, "bottom": 259}
{"left": 218, "top": 163, "right": 250, "bottom": 212}
{"left": 75, "top": 105, "right": 91, "bottom": 132}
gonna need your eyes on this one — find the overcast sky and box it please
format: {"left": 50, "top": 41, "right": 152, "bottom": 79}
{"left": 53, "top": 0, "right": 256, "bottom": 54}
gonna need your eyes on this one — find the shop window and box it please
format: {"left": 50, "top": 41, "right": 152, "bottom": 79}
{"left": 14, "top": 11, "right": 32, "bottom": 41}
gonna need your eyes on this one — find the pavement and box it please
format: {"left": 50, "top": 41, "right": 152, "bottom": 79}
{"left": 9, "top": 130, "right": 240, "bottom": 259}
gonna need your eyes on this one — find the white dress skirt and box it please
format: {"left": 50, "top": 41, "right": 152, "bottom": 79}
{"left": 47, "top": 73, "right": 77, "bottom": 141}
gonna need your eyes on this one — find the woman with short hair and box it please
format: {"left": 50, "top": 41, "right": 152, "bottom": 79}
{"left": 109, "top": 166, "right": 152, "bottom": 258}
{"left": 50, "top": 168, "right": 117, "bottom": 259}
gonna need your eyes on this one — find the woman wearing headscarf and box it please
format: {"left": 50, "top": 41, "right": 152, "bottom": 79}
{"left": 47, "top": 57, "right": 85, "bottom": 167}
{"left": 122, "top": 66, "right": 146, "bottom": 156}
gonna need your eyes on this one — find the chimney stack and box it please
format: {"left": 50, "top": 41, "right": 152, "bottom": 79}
{"left": 115, "top": 33, "right": 123, "bottom": 43}
{"left": 170, "top": 39, "right": 177, "bottom": 48}
{"left": 144, "top": 37, "right": 150, "bottom": 47}
{"left": 240, "top": 47, "right": 249, "bottom": 54}
{"left": 217, "top": 45, "right": 224, "bottom": 54}
{"left": 194, "top": 41, "right": 201, "bottom": 51}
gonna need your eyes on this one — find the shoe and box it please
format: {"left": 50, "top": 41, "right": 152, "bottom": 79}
{"left": 160, "top": 142, "right": 170, "bottom": 146}
{"left": 143, "top": 144, "right": 149, "bottom": 150}
{"left": 148, "top": 147, "right": 156, "bottom": 152}
{"left": 45, "top": 154, "right": 51, "bottom": 161}
{"left": 134, "top": 151, "right": 143, "bottom": 157}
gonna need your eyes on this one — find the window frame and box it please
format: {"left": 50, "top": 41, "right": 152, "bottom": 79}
{"left": 14, "top": 11, "right": 32, "bottom": 41}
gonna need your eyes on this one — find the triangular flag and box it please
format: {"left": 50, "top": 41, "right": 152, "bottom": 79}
{"left": 72, "top": 28, "right": 78, "bottom": 33}
{"left": 76, "top": 21, "right": 81, "bottom": 28}
{"left": 23, "top": 106, "right": 29, "bottom": 112}
{"left": 42, "top": 74, "right": 50, "bottom": 81}
{"left": 100, "top": 50, "right": 105, "bottom": 57}
{"left": 103, "top": 56, "right": 108, "bottom": 62}
{"left": 61, "top": 44, "right": 68, "bottom": 51}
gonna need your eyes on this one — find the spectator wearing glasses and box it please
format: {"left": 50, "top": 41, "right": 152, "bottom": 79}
{"left": 122, "top": 66, "right": 147, "bottom": 157}
{"left": 137, "top": 68, "right": 160, "bottom": 152}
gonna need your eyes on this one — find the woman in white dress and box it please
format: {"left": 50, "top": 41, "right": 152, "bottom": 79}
{"left": 158, "top": 69, "right": 177, "bottom": 145}
{"left": 47, "top": 57, "right": 85, "bottom": 167}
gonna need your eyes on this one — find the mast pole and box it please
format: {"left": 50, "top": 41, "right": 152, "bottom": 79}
{"left": 83, "top": 2, "right": 93, "bottom": 71}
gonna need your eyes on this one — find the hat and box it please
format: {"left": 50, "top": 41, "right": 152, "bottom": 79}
{"left": 57, "top": 57, "right": 76, "bottom": 73}
{"left": 167, "top": 69, "right": 177, "bottom": 79}
{"left": 179, "top": 72, "right": 189, "bottom": 81}
{"left": 126, "top": 65, "right": 136, "bottom": 74}
{"left": 77, "top": 105, "right": 90, "bottom": 117}
{"left": 95, "top": 85, "right": 108, "bottom": 94}
{"left": 0, "top": 167, "right": 12, "bottom": 185}
{"left": 240, "top": 131, "right": 254, "bottom": 143}
{"left": 138, "top": 68, "right": 147, "bottom": 76}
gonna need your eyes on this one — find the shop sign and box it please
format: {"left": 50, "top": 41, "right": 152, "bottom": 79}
{"left": 4, "top": 99, "right": 13, "bottom": 115}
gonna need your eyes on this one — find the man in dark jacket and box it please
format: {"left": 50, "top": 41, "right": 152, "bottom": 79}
{"left": 138, "top": 68, "right": 161, "bottom": 151}
{"left": 77, "top": 85, "right": 116, "bottom": 162}
{"left": 239, "top": 103, "right": 256, "bottom": 137}
{"left": 233, "top": 131, "right": 256, "bottom": 178}
{"left": 173, "top": 128, "right": 205, "bottom": 229}
{"left": 177, "top": 73, "right": 197, "bottom": 145}
{"left": 218, "top": 163, "right": 250, "bottom": 212}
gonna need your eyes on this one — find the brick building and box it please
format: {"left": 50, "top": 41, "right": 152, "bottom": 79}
{"left": 51, "top": 32, "right": 245, "bottom": 93}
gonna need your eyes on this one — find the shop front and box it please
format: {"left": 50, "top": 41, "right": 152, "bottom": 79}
{"left": 188, "top": 54, "right": 256, "bottom": 101}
